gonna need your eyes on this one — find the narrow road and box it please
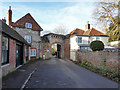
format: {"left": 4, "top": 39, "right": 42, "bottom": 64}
{"left": 25, "top": 58, "right": 118, "bottom": 88}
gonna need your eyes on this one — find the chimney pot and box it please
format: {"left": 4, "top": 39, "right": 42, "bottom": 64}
{"left": 8, "top": 6, "right": 12, "bottom": 26}
{"left": 85, "top": 21, "right": 90, "bottom": 30}
{"left": 9, "top": 6, "right": 11, "bottom": 10}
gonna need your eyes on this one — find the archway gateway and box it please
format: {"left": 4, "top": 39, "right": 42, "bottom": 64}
{"left": 41, "top": 33, "right": 65, "bottom": 59}
{"left": 51, "top": 43, "right": 61, "bottom": 58}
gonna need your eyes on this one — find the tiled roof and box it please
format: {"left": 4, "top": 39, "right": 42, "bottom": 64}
{"left": 1, "top": 20, "right": 30, "bottom": 45}
{"left": 83, "top": 28, "right": 108, "bottom": 36}
{"left": 69, "top": 28, "right": 85, "bottom": 35}
{"left": 65, "top": 34, "right": 71, "bottom": 39}
{"left": 12, "top": 13, "right": 43, "bottom": 31}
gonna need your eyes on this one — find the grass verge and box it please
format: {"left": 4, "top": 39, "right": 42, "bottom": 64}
{"left": 70, "top": 59, "right": 119, "bottom": 83}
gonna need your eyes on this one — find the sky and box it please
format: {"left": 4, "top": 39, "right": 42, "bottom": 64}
{"left": 0, "top": 1, "right": 102, "bottom": 35}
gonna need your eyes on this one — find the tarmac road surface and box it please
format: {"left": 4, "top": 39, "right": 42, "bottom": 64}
{"left": 25, "top": 58, "right": 118, "bottom": 88}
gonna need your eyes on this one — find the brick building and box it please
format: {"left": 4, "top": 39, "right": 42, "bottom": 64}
{"left": 8, "top": 6, "right": 43, "bottom": 59}
{"left": 64, "top": 34, "right": 70, "bottom": 59}
{"left": 0, "top": 20, "right": 30, "bottom": 76}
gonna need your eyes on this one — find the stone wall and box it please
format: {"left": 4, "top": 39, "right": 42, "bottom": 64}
{"left": 41, "top": 42, "right": 50, "bottom": 59}
{"left": 76, "top": 51, "right": 120, "bottom": 72}
{"left": 48, "top": 35, "right": 64, "bottom": 58}
{"left": 15, "top": 27, "right": 41, "bottom": 59}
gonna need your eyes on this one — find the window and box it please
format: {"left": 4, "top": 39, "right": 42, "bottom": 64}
{"left": 1, "top": 36, "right": 9, "bottom": 65}
{"left": 25, "top": 23, "right": 32, "bottom": 29}
{"left": 77, "top": 37, "right": 82, "bottom": 43}
{"left": 30, "top": 49, "right": 36, "bottom": 57}
{"left": 24, "top": 35, "right": 31, "bottom": 43}
{"left": 96, "top": 37, "right": 100, "bottom": 40}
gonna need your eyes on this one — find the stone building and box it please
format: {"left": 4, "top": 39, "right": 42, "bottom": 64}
{"left": 41, "top": 33, "right": 65, "bottom": 59}
{"left": 0, "top": 20, "right": 30, "bottom": 76}
{"left": 41, "top": 36, "right": 50, "bottom": 59}
{"left": 8, "top": 6, "right": 43, "bottom": 59}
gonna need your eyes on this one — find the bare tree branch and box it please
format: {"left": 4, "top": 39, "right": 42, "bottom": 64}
{"left": 53, "top": 24, "right": 68, "bottom": 35}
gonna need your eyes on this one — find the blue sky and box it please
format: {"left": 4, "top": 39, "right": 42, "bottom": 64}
{"left": 0, "top": 2, "right": 100, "bottom": 35}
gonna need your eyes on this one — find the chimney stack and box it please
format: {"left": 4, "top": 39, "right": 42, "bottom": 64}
{"left": 85, "top": 21, "right": 90, "bottom": 30}
{"left": 8, "top": 6, "right": 12, "bottom": 26}
{"left": 2, "top": 17, "right": 6, "bottom": 23}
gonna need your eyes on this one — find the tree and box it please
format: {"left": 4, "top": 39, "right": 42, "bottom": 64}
{"left": 107, "top": 16, "right": 120, "bottom": 41}
{"left": 41, "top": 30, "right": 51, "bottom": 36}
{"left": 93, "top": 1, "right": 120, "bottom": 41}
{"left": 90, "top": 40, "right": 104, "bottom": 51}
{"left": 53, "top": 24, "right": 68, "bottom": 35}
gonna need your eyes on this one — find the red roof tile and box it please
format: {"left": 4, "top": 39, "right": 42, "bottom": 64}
{"left": 83, "top": 28, "right": 108, "bottom": 36}
{"left": 12, "top": 13, "right": 43, "bottom": 31}
{"left": 69, "top": 28, "right": 85, "bottom": 35}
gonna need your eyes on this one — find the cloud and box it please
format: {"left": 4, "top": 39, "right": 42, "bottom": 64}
{"left": 1, "top": 2, "right": 98, "bottom": 34}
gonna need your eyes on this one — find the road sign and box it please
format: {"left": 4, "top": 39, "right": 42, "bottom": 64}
{"left": 45, "top": 49, "right": 47, "bottom": 52}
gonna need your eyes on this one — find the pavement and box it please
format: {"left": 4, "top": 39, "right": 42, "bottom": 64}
{"left": 2, "top": 60, "right": 40, "bottom": 89}
{"left": 2, "top": 58, "right": 119, "bottom": 89}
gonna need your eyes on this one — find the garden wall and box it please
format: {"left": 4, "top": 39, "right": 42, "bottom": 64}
{"left": 76, "top": 51, "right": 120, "bottom": 72}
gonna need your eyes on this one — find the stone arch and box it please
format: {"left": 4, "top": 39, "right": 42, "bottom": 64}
{"left": 49, "top": 42, "right": 63, "bottom": 58}
{"left": 42, "top": 33, "right": 65, "bottom": 59}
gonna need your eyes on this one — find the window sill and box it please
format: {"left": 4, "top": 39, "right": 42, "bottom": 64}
{"left": 1, "top": 63, "right": 9, "bottom": 68}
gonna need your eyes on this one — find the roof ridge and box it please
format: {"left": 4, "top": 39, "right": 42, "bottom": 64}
{"left": 12, "top": 13, "right": 43, "bottom": 31}
{"left": 15, "top": 13, "right": 31, "bottom": 24}
{"left": 89, "top": 28, "right": 93, "bottom": 35}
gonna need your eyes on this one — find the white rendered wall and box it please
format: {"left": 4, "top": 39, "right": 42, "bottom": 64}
{"left": 90, "top": 36, "right": 108, "bottom": 46}
{"left": 70, "top": 36, "right": 79, "bottom": 50}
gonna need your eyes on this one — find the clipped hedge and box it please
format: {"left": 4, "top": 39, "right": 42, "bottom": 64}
{"left": 90, "top": 40, "right": 104, "bottom": 51}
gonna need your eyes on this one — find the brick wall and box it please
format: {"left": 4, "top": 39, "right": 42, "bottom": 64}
{"left": 2, "top": 38, "right": 16, "bottom": 76}
{"left": 24, "top": 45, "right": 26, "bottom": 63}
{"left": 76, "top": 51, "right": 120, "bottom": 72}
{"left": 64, "top": 39, "right": 70, "bottom": 59}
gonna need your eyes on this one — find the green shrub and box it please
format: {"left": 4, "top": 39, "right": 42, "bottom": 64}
{"left": 51, "top": 48, "right": 56, "bottom": 56}
{"left": 81, "top": 59, "right": 88, "bottom": 66}
{"left": 90, "top": 40, "right": 104, "bottom": 51}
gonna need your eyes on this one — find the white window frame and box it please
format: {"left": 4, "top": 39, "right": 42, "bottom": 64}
{"left": 30, "top": 49, "right": 36, "bottom": 57}
{"left": 96, "top": 37, "right": 100, "bottom": 40}
{"left": 25, "top": 23, "right": 32, "bottom": 29}
{"left": 24, "top": 35, "right": 31, "bottom": 43}
{"left": 77, "top": 37, "right": 82, "bottom": 44}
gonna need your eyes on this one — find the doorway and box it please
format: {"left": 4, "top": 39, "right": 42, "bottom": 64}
{"left": 57, "top": 44, "right": 61, "bottom": 58}
{"left": 51, "top": 43, "right": 61, "bottom": 58}
{"left": 16, "top": 44, "right": 23, "bottom": 67}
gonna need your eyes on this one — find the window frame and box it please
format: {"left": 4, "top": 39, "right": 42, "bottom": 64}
{"left": 96, "top": 37, "right": 100, "bottom": 40}
{"left": 1, "top": 35, "right": 9, "bottom": 65}
{"left": 24, "top": 35, "right": 32, "bottom": 43}
{"left": 77, "top": 37, "right": 82, "bottom": 44}
{"left": 30, "top": 48, "right": 37, "bottom": 57}
{"left": 25, "top": 23, "right": 32, "bottom": 29}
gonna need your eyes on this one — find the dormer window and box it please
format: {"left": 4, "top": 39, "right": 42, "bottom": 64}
{"left": 25, "top": 23, "right": 32, "bottom": 29}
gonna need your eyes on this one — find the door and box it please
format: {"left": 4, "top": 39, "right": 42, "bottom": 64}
{"left": 57, "top": 44, "right": 61, "bottom": 58}
{"left": 16, "top": 44, "right": 23, "bottom": 67}
{"left": 26, "top": 46, "right": 29, "bottom": 62}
